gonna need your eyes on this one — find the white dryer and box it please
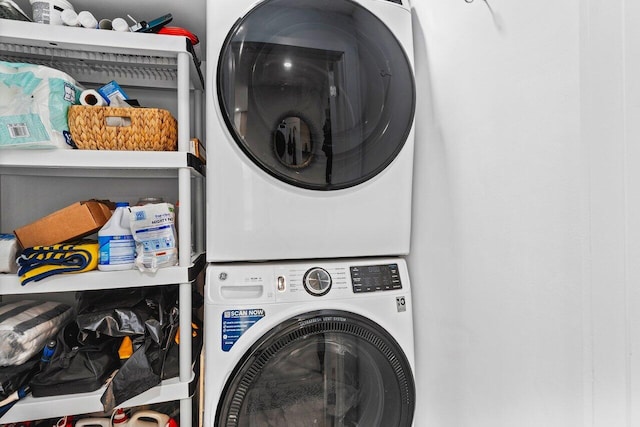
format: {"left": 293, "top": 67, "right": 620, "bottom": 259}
{"left": 205, "top": 0, "right": 416, "bottom": 261}
{"left": 204, "top": 258, "right": 416, "bottom": 426}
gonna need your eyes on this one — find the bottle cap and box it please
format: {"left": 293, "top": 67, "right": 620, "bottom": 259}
{"left": 115, "top": 202, "right": 130, "bottom": 208}
{"left": 113, "top": 408, "right": 129, "bottom": 425}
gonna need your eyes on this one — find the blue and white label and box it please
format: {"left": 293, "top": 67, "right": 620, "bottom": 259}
{"left": 222, "top": 308, "right": 265, "bottom": 352}
{"left": 98, "top": 234, "right": 135, "bottom": 265}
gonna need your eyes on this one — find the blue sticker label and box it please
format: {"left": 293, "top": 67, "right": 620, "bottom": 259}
{"left": 222, "top": 308, "right": 265, "bottom": 352}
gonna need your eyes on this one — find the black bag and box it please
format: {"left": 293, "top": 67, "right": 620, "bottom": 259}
{"left": 100, "top": 299, "right": 180, "bottom": 411}
{"left": 0, "top": 355, "right": 39, "bottom": 401}
{"left": 30, "top": 321, "right": 121, "bottom": 397}
{"left": 161, "top": 316, "right": 203, "bottom": 380}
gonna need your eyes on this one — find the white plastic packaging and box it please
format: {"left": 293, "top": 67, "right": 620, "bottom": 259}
{"left": 98, "top": 202, "right": 136, "bottom": 271}
{"left": 128, "top": 203, "right": 178, "bottom": 272}
{"left": 0, "top": 300, "right": 74, "bottom": 366}
{"left": 0, "top": 61, "right": 82, "bottom": 149}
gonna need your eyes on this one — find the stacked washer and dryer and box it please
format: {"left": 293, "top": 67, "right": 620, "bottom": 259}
{"left": 204, "top": 0, "right": 417, "bottom": 425}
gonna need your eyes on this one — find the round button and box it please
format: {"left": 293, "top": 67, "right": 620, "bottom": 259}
{"left": 303, "top": 267, "right": 332, "bottom": 296}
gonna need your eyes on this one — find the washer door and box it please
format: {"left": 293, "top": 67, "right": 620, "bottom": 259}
{"left": 217, "top": 0, "right": 415, "bottom": 190}
{"left": 215, "top": 310, "right": 415, "bottom": 427}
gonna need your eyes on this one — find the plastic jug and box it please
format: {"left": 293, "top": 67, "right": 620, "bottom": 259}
{"left": 74, "top": 419, "right": 111, "bottom": 427}
{"left": 98, "top": 202, "right": 135, "bottom": 271}
{"left": 128, "top": 410, "right": 170, "bottom": 427}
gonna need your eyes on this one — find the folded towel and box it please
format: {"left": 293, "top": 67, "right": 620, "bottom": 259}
{"left": 17, "top": 242, "right": 99, "bottom": 286}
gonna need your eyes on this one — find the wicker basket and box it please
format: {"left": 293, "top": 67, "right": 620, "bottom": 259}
{"left": 67, "top": 106, "right": 178, "bottom": 151}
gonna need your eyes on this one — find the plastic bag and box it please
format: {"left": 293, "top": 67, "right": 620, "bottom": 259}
{"left": 128, "top": 203, "right": 178, "bottom": 272}
{"left": 93, "top": 287, "right": 179, "bottom": 411}
{"left": 0, "top": 300, "right": 74, "bottom": 366}
{"left": 75, "top": 288, "right": 162, "bottom": 340}
{"left": 0, "top": 61, "right": 82, "bottom": 149}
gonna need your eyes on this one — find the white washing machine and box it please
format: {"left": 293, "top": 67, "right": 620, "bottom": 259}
{"left": 205, "top": 0, "right": 416, "bottom": 261}
{"left": 204, "top": 258, "right": 416, "bottom": 426}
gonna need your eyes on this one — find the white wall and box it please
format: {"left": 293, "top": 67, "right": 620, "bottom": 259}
{"left": 408, "top": 0, "right": 635, "bottom": 425}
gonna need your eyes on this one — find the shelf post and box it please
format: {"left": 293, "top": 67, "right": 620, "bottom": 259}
{"left": 177, "top": 52, "right": 191, "bottom": 153}
{"left": 178, "top": 168, "right": 192, "bottom": 267}
{"left": 179, "top": 281, "right": 193, "bottom": 426}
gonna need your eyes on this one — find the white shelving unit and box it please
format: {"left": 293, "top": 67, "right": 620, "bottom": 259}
{"left": 0, "top": 19, "right": 205, "bottom": 426}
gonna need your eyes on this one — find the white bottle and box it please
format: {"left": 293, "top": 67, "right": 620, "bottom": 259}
{"left": 75, "top": 419, "right": 111, "bottom": 427}
{"left": 98, "top": 202, "right": 135, "bottom": 271}
{"left": 129, "top": 410, "right": 171, "bottom": 427}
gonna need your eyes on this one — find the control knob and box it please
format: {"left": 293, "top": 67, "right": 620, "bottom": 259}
{"left": 303, "top": 267, "right": 332, "bottom": 296}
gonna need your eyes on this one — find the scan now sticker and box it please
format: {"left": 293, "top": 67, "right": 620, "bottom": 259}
{"left": 221, "top": 309, "right": 265, "bottom": 352}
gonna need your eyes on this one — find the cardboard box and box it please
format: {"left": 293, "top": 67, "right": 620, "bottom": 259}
{"left": 14, "top": 200, "right": 113, "bottom": 248}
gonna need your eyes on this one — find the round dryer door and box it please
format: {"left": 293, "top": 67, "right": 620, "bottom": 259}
{"left": 215, "top": 310, "right": 416, "bottom": 426}
{"left": 217, "top": 0, "right": 415, "bottom": 190}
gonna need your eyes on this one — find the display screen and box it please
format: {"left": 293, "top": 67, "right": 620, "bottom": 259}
{"left": 350, "top": 264, "right": 402, "bottom": 293}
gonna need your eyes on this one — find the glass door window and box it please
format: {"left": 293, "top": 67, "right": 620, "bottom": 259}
{"left": 218, "top": 0, "right": 415, "bottom": 190}
{"left": 216, "top": 310, "right": 415, "bottom": 426}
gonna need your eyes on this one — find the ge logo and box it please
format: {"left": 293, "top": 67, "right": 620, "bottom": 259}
{"left": 396, "top": 296, "right": 407, "bottom": 312}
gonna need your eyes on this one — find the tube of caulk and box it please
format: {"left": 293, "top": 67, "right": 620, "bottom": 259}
{"left": 61, "top": 9, "right": 80, "bottom": 27}
{"left": 78, "top": 11, "right": 98, "bottom": 29}
{"left": 111, "top": 17, "right": 131, "bottom": 32}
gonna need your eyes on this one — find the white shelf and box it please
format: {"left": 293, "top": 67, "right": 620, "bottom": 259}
{"left": 0, "top": 254, "right": 205, "bottom": 295}
{"left": 0, "top": 17, "right": 204, "bottom": 426}
{"left": 0, "top": 150, "right": 205, "bottom": 177}
{"left": 0, "top": 375, "right": 193, "bottom": 425}
{"left": 0, "top": 19, "right": 204, "bottom": 90}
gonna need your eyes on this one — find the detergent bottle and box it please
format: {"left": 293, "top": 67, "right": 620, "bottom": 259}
{"left": 74, "top": 408, "right": 129, "bottom": 427}
{"left": 111, "top": 408, "right": 130, "bottom": 427}
{"left": 74, "top": 418, "right": 111, "bottom": 427}
{"left": 98, "top": 202, "right": 135, "bottom": 271}
{"left": 128, "top": 410, "right": 172, "bottom": 427}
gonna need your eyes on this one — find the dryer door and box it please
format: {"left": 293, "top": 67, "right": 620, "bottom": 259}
{"left": 215, "top": 310, "right": 415, "bottom": 426}
{"left": 217, "top": 0, "right": 415, "bottom": 191}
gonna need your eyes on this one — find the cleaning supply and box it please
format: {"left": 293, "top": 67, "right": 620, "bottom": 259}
{"left": 75, "top": 408, "right": 130, "bottom": 427}
{"left": 112, "top": 408, "right": 129, "bottom": 427}
{"left": 74, "top": 418, "right": 111, "bottom": 427}
{"left": 129, "top": 203, "right": 178, "bottom": 272}
{"left": 129, "top": 410, "right": 170, "bottom": 427}
{"left": 98, "top": 202, "right": 135, "bottom": 271}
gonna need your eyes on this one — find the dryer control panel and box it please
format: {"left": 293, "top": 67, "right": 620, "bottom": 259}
{"left": 350, "top": 264, "right": 402, "bottom": 293}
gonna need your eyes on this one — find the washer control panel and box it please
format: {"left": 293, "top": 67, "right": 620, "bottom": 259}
{"left": 303, "top": 267, "right": 332, "bottom": 296}
{"left": 350, "top": 264, "right": 402, "bottom": 293}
